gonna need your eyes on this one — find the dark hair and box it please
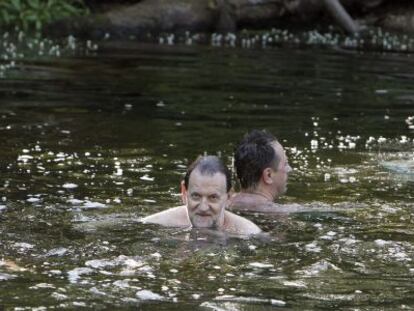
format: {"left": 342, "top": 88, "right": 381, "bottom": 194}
{"left": 234, "top": 129, "right": 280, "bottom": 190}
{"left": 184, "top": 155, "right": 231, "bottom": 192}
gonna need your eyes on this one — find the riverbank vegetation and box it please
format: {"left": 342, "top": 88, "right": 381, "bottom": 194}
{"left": 0, "top": 0, "right": 88, "bottom": 32}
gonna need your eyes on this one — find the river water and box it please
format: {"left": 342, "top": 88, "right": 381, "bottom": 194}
{"left": 0, "top": 37, "right": 413, "bottom": 310}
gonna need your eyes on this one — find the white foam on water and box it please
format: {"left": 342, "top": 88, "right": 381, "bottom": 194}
{"left": 248, "top": 262, "right": 273, "bottom": 269}
{"left": 89, "top": 287, "right": 107, "bottom": 296}
{"left": 121, "top": 297, "right": 139, "bottom": 303}
{"left": 0, "top": 273, "right": 16, "bottom": 281}
{"left": 119, "top": 269, "right": 136, "bottom": 277}
{"left": 51, "top": 292, "right": 68, "bottom": 301}
{"left": 338, "top": 237, "right": 358, "bottom": 246}
{"left": 62, "top": 183, "right": 78, "bottom": 189}
{"left": 29, "top": 283, "right": 55, "bottom": 289}
{"left": 301, "top": 292, "right": 356, "bottom": 302}
{"left": 122, "top": 258, "right": 144, "bottom": 269}
{"left": 305, "top": 241, "right": 321, "bottom": 253}
{"left": 67, "top": 267, "right": 94, "bottom": 283}
{"left": 282, "top": 280, "right": 307, "bottom": 288}
{"left": 81, "top": 255, "right": 146, "bottom": 276}
{"left": 135, "top": 289, "right": 165, "bottom": 301}
{"left": 17, "top": 155, "right": 33, "bottom": 162}
{"left": 381, "top": 160, "right": 414, "bottom": 174}
{"left": 27, "top": 197, "right": 40, "bottom": 203}
{"left": 14, "top": 242, "right": 34, "bottom": 250}
{"left": 46, "top": 247, "right": 68, "bottom": 257}
{"left": 113, "top": 280, "right": 132, "bottom": 289}
{"left": 298, "top": 260, "right": 342, "bottom": 276}
{"left": 85, "top": 259, "right": 116, "bottom": 269}
{"left": 199, "top": 302, "right": 232, "bottom": 311}
{"left": 271, "top": 299, "right": 287, "bottom": 306}
{"left": 49, "top": 270, "right": 62, "bottom": 275}
{"left": 66, "top": 199, "right": 85, "bottom": 205}
{"left": 375, "top": 239, "right": 391, "bottom": 247}
{"left": 72, "top": 213, "right": 91, "bottom": 222}
{"left": 320, "top": 231, "right": 337, "bottom": 240}
{"left": 150, "top": 252, "right": 162, "bottom": 259}
{"left": 82, "top": 201, "right": 107, "bottom": 209}
{"left": 214, "top": 295, "right": 286, "bottom": 306}
{"left": 56, "top": 152, "right": 66, "bottom": 158}
{"left": 140, "top": 174, "right": 155, "bottom": 181}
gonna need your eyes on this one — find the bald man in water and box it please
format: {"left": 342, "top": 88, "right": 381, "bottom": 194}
{"left": 142, "top": 156, "right": 261, "bottom": 236}
{"left": 229, "top": 130, "right": 298, "bottom": 213}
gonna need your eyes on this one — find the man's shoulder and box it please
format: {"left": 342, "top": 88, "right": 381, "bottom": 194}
{"left": 229, "top": 193, "right": 303, "bottom": 213}
{"left": 224, "top": 211, "right": 262, "bottom": 235}
{"left": 141, "top": 205, "right": 190, "bottom": 227}
{"left": 229, "top": 193, "right": 274, "bottom": 212}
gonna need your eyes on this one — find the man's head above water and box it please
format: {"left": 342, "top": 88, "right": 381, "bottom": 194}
{"left": 234, "top": 129, "right": 292, "bottom": 201}
{"left": 142, "top": 154, "right": 261, "bottom": 235}
{"left": 181, "top": 156, "right": 231, "bottom": 229}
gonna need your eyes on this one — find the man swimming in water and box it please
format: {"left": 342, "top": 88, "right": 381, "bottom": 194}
{"left": 229, "top": 129, "right": 297, "bottom": 213}
{"left": 142, "top": 155, "right": 261, "bottom": 235}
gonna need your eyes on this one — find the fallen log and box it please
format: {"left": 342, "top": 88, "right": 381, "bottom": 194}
{"left": 44, "top": 0, "right": 402, "bottom": 39}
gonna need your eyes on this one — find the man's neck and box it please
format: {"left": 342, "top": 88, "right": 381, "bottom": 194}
{"left": 242, "top": 189, "right": 274, "bottom": 202}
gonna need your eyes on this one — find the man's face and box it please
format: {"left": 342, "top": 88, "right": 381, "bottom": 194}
{"left": 185, "top": 169, "right": 229, "bottom": 229}
{"left": 271, "top": 141, "right": 292, "bottom": 196}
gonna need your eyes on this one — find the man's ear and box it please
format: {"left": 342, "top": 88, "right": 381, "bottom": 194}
{"left": 262, "top": 167, "right": 274, "bottom": 184}
{"left": 180, "top": 180, "right": 187, "bottom": 204}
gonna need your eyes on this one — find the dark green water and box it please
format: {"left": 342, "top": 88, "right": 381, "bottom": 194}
{"left": 0, "top": 39, "right": 413, "bottom": 310}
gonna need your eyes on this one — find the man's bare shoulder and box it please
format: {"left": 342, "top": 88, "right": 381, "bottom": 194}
{"left": 224, "top": 211, "right": 261, "bottom": 235}
{"left": 229, "top": 193, "right": 305, "bottom": 213}
{"left": 141, "top": 205, "right": 191, "bottom": 227}
{"left": 228, "top": 195, "right": 274, "bottom": 213}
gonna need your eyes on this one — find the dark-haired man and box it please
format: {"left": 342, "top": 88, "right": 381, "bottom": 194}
{"left": 229, "top": 130, "right": 294, "bottom": 212}
{"left": 142, "top": 156, "right": 261, "bottom": 235}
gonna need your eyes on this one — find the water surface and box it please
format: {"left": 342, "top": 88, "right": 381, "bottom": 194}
{"left": 0, "top": 38, "right": 413, "bottom": 310}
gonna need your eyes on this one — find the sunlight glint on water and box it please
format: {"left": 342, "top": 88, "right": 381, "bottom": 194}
{"left": 0, "top": 40, "right": 413, "bottom": 310}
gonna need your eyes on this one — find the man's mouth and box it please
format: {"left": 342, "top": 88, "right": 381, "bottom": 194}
{"left": 196, "top": 213, "right": 211, "bottom": 217}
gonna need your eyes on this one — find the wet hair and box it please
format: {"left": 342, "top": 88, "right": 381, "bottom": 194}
{"left": 234, "top": 129, "right": 280, "bottom": 190}
{"left": 183, "top": 155, "right": 231, "bottom": 192}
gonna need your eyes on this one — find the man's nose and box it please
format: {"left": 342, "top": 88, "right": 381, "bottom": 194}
{"left": 286, "top": 164, "right": 293, "bottom": 173}
{"left": 198, "top": 198, "right": 209, "bottom": 211}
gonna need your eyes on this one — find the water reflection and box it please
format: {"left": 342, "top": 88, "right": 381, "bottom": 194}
{"left": 0, "top": 39, "right": 413, "bottom": 309}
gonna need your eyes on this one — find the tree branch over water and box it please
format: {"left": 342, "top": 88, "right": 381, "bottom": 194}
{"left": 322, "top": 0, "right": 359, "bottom": 34}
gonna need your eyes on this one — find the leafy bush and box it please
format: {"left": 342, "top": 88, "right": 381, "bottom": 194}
{"left": 0, "top": 0, "right": 88, "bottom": 32}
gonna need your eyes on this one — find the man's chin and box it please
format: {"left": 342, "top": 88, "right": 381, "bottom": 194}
{"left": 191, "top": 216, "right": 214, "bottom": 228}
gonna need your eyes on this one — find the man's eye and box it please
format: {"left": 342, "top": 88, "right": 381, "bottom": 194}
{"left": 191, "top": 193, "right": 201, "bottom": 200}
{"left": 209, "top": 195, "right": 219, "bottom": 201}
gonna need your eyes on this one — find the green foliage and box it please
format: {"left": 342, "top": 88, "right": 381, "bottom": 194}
{"left": 0, "top": 0, "right": 88, "bottom": 32}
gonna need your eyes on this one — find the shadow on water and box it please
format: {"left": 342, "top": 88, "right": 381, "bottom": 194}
{"left": 0, "top": 39, "right": 413, "bottom": 309}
